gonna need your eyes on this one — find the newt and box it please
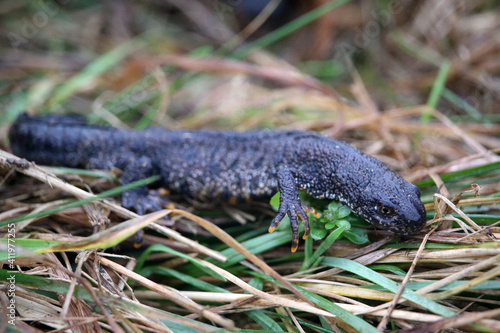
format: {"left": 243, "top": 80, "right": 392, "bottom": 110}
{"left": 8, "top": 114, "right": 427, "bottom": 251}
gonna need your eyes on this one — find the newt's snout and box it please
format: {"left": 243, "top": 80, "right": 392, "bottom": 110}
{"left": 388, "top": 197, "right": 427, "bottom": 235}
{"left": 356, "top": 181, "right": 427, "bottom": 236}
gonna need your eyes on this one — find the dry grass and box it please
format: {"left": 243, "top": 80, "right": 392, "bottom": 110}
{"left": 1, "top": 1, "right": 500, "bottom": 332}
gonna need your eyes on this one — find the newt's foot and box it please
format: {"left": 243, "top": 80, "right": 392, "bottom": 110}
{"left": 269, "top": 200, "right": 318, "bottom": 252}
{"left": 122, "top": 190, "right": 169, "bottom": 215}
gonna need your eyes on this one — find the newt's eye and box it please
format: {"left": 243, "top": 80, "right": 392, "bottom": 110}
{"left": 378, "top": 204, "right": 394, "bottom": 216}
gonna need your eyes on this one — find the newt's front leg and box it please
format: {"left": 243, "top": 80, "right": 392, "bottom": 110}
{"left": 268, "top": 168, "right": 319, "bottom": 252}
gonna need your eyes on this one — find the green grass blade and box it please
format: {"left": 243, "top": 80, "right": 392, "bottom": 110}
{"left": 135, "top": 243, "right": 225, "bottom": 281}
{"left": 232, "top": 0, "right": 351, "bottom": 59}
{"left": 0, "top": 269, "right": 93, "bottom": 299}
{"left": 141, "top": 266, "right": 228, "bottom": 293}
{"left": 416, "top": 161, "right": 500, "bottom": 187}
{"left": 0, "top": 239, "right": 62, "bottom": 260}
{"left": 48, "top": 39, "right": 146, "bottom": 107}
{"left": 0, "top": 91, "right": 29, "bottom": 125}
{"left": 46, "top": 166, "right": 117, "bottom": 180}
{"left": 301, "top": 222, "right": 349, "bottom": 270}
{"left": 216, "top": 231, "right": 293, "bottom": 268}
{"left": 0, "top": 269, "right": 222, "bottom": 333}
{"left": 250, "top": 272, "right": 379, "bottom": 332}
{"left": 322, "top": 257, "right": 456, "bottom": 317}
{"left": 367, "top": 264, "right": 407, "bottom": 276}
{"left": 368, "top": 280, "right": 500, "bottom": 292}
{"left": 0, "top": 176, "right": 159, "bottom": 227}
{"left": 442, "top": 88, "right": 487, "bottom": 123}
{"left": 246, "top": 310, "right": 284, "bottom": 331}
{"left": 296, "top": 286, "right": 380, "bottom": 333}
{"left": 421, "top": 60, "right": 450, "bottom": 122}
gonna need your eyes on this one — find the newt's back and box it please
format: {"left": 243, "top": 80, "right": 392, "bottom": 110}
{"left": 8, "top": 114, "right": 314, "bottom": 169}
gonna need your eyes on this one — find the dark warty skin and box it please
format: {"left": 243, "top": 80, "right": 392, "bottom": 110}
{"left": 9, "top": 114, "right": 427, "bottom": 251}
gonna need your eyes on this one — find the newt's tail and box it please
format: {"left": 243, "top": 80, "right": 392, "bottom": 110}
{"left": 8, "top": 114, "right": 110, "bottom": 167}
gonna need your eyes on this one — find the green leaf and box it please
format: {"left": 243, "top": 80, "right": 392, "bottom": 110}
{"left": 336, "top": 219, "right": 351, "bottom": 229}
{"left": 337, "top": 206, "right": 351, "bottom": 219}
{"left": 325, "top": 222, "right": 337, "bottom": 230}
{"left": 327, "top": 201, "right": 338, "bottom": 211}
{"left": 310, "top": 228, "right": 327, "bottom": 240}
{"left": 342, "top": 227, "right": 369, "bottom": 244}
{"left": 321, "top": 211, "right": 336, "bottom": 223}
{"left": 270, "top": 192, "right": 280, "bottom": 210}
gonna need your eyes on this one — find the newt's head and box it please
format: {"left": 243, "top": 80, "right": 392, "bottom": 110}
{"left": 354, "top": 175, "right": 427, "bottom": 235}
{"left": 304, "top": 138, "right": 428, "bottom": 236}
